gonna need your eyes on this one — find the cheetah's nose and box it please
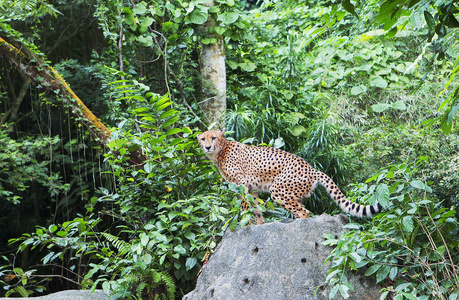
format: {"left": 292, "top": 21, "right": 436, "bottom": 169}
{"left": 205, "top": 146, "right": 211, "bottom": 150}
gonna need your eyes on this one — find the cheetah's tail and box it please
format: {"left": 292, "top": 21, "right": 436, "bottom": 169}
{"left": 339, "top": 199, "right": 383, "bottom": 218}
{"left": 319, "top": 175, "right": 382, "bottom": 218}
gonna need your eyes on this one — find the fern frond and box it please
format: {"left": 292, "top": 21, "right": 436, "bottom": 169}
{"left": 152, "top": 270, "right": 176, "bottom": 300}
{"left": 136, "top": 281, "right": 147, "bottom": 300}
{"left": 101, "top": 232, "right": 131, "bottom": 257}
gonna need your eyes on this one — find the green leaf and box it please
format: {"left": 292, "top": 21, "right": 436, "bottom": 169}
{"left": 133, "top": 1, "right": 147, "bottom": 15}
{"left": 185, "top": 257, "right": 197, "bottom": 271}
{"left": 375, "top": 184, "right": 390, "bottom": 209}
{"left": 371, "top": 103, "right": 391, "bottom": 112}
{"left": 342, "top": 0, "right": 358, "bottom": 18}
{"left": 49, "top": 225, "right": 57, "bottom": 233}
{"left": 430, "top": 245, "right": 446, "bottom": 261}
{"left": 142, "top": 253, "right": 152, "bottom": 264}
{"left": 144, "top": 162, "right": 154, "bottom": 173}
{"left": 174, "top": 244, "right": 186, "bottom": 255}
{"left": 158, "top": 109, "right": 177, "bottom": 119}
{"left": 441, "top": 112, "right": 453, "bottom": 134}
{"left": 201, "top": 37, "right": 217, "bottom": 44}
{"left": 215, "top": 26, "right": 226, "bottom": 35}
{"left": 139, "top": 17, "right": 154, "bottom": 34}
{"left": 162, "top": 116, "right": 179, "bottom": 128}
{"left": 42, "top": 251, "right": 55, "bottom": 265}
{"left": 189, "top": 7, "right": 208, "bottom": 25}
{"left": 209, "top": 6, "right": 220, "bottom": 13}
{"left": 230, "top": 217, "right": 238, "bottom": 231}
{"left": 402, "top": 216, "right": 414, "bottom": 232}
{"left": 389, "top": 267, "right": 398, "bottom": 280}
{"left": 364, "top": 264, "right": 381, "bottom": 276}
{"left": 351, "top": 85, "right": 367, "bottom": 95}
{"left": 155, "top": 101, "right": 172, "bottom": 112}
{"left": 159, "top": 254, "right": 166, "bottom": 265}
{"left": 441, "top": 105, "right": 459, "bottom": 134}
{"left": 141, "top": 234, "right": 149, "bottom": 246}
{"left": 376, "top": 265, "right": 390, "bottom": 283}
{"left": 227, "top": 60, "right": 238, "bottom": 70}
{"left": 338, "top": 284, "right": 350, "bottom": 298}
{"left": 369, "top": 76, "right": 388, "bottom": 88}
{"left": 329, "top": 284, "right": 339, "bottom": 299}
{"left": 349, "top": 252, "right": 362, "bottom": 263}
{"left": 410, "top": 180, "right": 431, "bottom": 192}
{"left": 391, "top": 101, "right": 406, "bottom": 110}
{"left": 15, "top": 286, "right": 29, "bottom": 298}
{"left": 380, "top": 291, "right": 390, "bottom": 300}
{"left": 184, "top": 231, "right": 196, "bottom": 241}
{"left": 102, "top": 281, "right": 111, "bottom": 294}
{"left": 401, "top": 292, "right": 419, "bottom": 300}
{"left": 239, "top": 60, "right": 256, "bottom": 72}
{"left": 166, "top": 128, "right": 182, "bottom": 135}
{"left": 217, "top": 11, "right": 240, "bottom": 24}
{"left": 448, "top": 104, "right": 459, "bottom": 124}
{"left": 240, "top": 213, "right": 252, "bottom": 227}
{"left": 182, "top": 127, "right": 192, "bottom": 134}
{"left": 290, "top": 125, "right": 307, "bottom": 137}
{"left": 424, "top": 10, "right": 435, "bottom": 29}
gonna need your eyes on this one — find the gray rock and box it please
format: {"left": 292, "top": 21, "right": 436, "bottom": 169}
{"left": 1, "top": 290, "right": 108, "bottom": 300}
{"left": 184, "top": 214, "right": 381, "bottom": 300}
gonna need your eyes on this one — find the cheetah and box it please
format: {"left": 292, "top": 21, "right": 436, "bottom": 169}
{"left": 197, "top": 129, "right": 382, "bottom": 223}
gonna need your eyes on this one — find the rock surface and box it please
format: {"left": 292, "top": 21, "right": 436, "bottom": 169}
{"left": 1, "top": 290, "right": 108, "bottom": 300}
{"left": 184, "top": 214, "right": 381, "bottom": 300}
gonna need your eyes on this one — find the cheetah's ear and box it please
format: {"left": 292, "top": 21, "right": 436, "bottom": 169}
{"left": 220, "top": 128, "right": 225, "bottom": 134}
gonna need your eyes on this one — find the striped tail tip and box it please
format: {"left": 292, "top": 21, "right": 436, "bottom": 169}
{"left": 341, "top": 201, "right": 382, "bottom": 218}
{"left": 360, "top": 202, "right": 382, "bottom": 218}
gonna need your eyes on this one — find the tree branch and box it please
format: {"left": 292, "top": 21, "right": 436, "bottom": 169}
{"left": 0, "top": 36, "right": 111, "bottom": 143}
{"left": 0, "top": 36, "right": 147, "bottom": 165}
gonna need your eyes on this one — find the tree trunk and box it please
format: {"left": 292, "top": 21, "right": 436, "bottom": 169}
{"left": 199, "top": 0, "right": 226, "bottom": 130}
{"left": 0, "top": 76, "right": 31, "bottom": 130}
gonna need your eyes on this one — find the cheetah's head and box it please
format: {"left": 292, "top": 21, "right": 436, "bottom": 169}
{"left": 197, "top": 129, "right": 225, "bottom": 156}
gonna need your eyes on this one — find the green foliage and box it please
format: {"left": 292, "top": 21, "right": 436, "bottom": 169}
{"left": 93, "top": 233, "right": 177, "bottom": 300}
{"left": 0, "top": 0, "right": 60, "bottom": 22}
{"left": 342, "top": 0, "right": 459, "bottom": 134}
{"left": 3, "top": 72, "right": 257, "bottom": 297}
{"left": 324, "top": 158, "right": 459, "bottom": 299}
{"left": 0, "top": 127, "right": 57, "bottom": 204}
{"left": 2, "top": 0, "right": 459, "bottom": 298}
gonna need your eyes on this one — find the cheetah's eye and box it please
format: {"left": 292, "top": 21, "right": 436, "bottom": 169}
{"left": 201, "top": 138, "right": 205, "bottom": 141}
{"left": 211, "top": 136, "right": 217, "bottom": 140}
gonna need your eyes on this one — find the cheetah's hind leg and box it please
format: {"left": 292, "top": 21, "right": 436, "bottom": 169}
{"left": 269, "top": 184, "right": 310, "bottom": 219}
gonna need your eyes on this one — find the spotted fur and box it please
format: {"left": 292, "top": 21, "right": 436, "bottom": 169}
{"left": 198, "top": 130, "right": 382, "bottom": 219}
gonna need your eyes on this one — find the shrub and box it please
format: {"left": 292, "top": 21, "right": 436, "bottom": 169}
{"left": 324, "top": 157, "right": 459, "bottom": 300}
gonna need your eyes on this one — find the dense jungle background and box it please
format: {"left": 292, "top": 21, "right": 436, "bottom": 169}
{"left": 0, "top": 0, "right": 459, "bottom": 299}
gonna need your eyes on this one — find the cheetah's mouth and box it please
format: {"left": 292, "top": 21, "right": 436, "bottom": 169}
{"left": 202, "top": 146, "right": 215, "bottom": 154}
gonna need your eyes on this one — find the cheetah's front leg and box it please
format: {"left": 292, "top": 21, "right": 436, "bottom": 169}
{"left": 241, "top": 192, "right": 264, "bottom": 225}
